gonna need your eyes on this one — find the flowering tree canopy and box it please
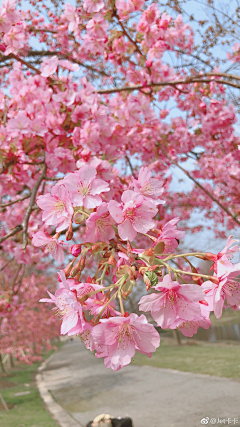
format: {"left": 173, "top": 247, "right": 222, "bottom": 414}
{"left": 1, "top": 0, "right": 240, "bottom": 369}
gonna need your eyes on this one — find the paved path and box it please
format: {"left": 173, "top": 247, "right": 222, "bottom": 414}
{"left": 38, "top": 339, "right": 240, "bottom": 427}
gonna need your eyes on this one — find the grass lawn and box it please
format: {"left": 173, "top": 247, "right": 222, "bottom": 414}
{"left": 132, "top": 338, "right": 240, "bottom": 378}
{"left": 0, "top": 349, "right": 60, "bottom": 427}
{"left": 210, "top": 308, "right": 240, "bottom": 326}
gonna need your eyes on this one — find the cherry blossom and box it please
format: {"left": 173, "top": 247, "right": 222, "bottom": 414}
{"left": 205, "top": 256, "right": 240, "bottom": 318}
{"left": 63, "top": 165, "right": 110, "bottom": 209}
{"left": 37, "top": 185, "right": 74, "bottom": 232}
{"left": 139, "top": 274, "right": 204, "bottom": 328}
{"left": 85, "top": 202, "right": 116, "bottom": 243}
{"left": 108, "top": 190, "right": 158, "bottom": 241}
{"left": 40, "top": 271, "right": 86, "bottom": 335}
{"left": 154, "top": 218, "right": 185, "bottom": 253}
{"left": 83, "top": 0, "right": 105, "bottom": 13}
{"left": 92, "top": 313, "right": 160, "bottom": 370}
{"left": 132, "top": 167, "right": 165, "bottom": 205}
{"left": 32, "top": 231, "right": 66, "bottom": 263}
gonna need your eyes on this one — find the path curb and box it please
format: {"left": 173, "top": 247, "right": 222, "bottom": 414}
{"left": 36, "top": 348, "right": 82, "bottom": 427}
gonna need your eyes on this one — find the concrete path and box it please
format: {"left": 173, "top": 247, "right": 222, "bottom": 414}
{"left": 38, "top": 339, "right": 240, "bottom": 427}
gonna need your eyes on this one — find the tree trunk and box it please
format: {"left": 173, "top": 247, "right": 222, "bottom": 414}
{"left": 172, "top": 329, "right": 181, "bottom": 345}
{"left": 10, "top": 354, "right": 14, "bottom": 368}
{"left": 0, "top": 354, "right": 6, "bottom": 373}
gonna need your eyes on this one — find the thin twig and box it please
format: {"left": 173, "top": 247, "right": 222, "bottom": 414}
{"left": 0, "top": 225, "right": 23, "bottom": 244}
{"left": 125, "top": 156, "right": 136, "bottom": 178}
{"left": 22, "top": 164, "right": 47, "bottom": 249}
{"left": 0, "top": 193, "right": 30, "bottom": 208}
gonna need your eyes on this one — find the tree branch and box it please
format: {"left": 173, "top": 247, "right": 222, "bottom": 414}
{"left": 0, "top": 193, "right": 31, "bottom": 208}
{"left": 157, "top": 144, "right": 240, "bottom": 227}
{"left": 22, "top": 164, "right": 47, "bottom": 249}
{"left": 97, "top": 73, "right": 240, "bottom": 94}
{"left": 0, "top": 225, "right": 23, "bottom": 244}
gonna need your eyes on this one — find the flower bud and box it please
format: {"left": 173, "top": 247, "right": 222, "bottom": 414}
{"left": 195, "top": 252, "right": 216, "bottom": 261}
{"left": 121, "top": 279, "right": 136, "bottom": 300}
{"left": 139, "top": 266, "right": 148, "bottom": 275}
{"left": 65, "top": 223, "right": 73, "bottom": 241}
{"left": 144, "top": 271, "right": 159, "bottom": 291}
{"left": 74, "top": 213, "right": 85, "bottom": 224}
{"left": 63, "top": 259, "right": 76, "bottom": 278}
{"left": 108, "top": 254, "right": 116, "bottom": 266}
{"left": 70, "top": 266, "right": 79, "bottom": 278}
{"left": 116, "top": 265, "right": 137, "bottom": 280}
{"left": 71, "top": 244, "right": 82, "bottom": 257}
{"left": 74, "top": 271, "right": 81, "bottom": 282}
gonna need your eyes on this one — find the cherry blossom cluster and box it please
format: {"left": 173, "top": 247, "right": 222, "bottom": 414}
{"left": 37, "top": 163, "right": 240, "bottom": 371}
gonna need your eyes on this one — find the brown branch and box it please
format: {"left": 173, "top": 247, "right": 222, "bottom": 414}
{"left": 157, "top": 144, "right": 240, "bottom": 227}
{"left": 0, "top": 193, "right": 30, "bottom": 208}
{"left": 0, "top": 259, "right": 14, "bottom": 272}
{"left": 97, "top": 74, "right": 240, "bottom": 94}
{"left": 22, "top": 164, "right": 47, "bottom": 249}
{"left": 116, "top": 17, "right": 144, "bottom": 58}
{"left": 0, "top": 225, "right": 23, "bottom": 244}
{"left": 125, "top": 155, "right": 136, "bottom": 178}
{"left": 11, "top": 54, "right": 41, "bottom": 75}
{"left": 44, "top": 176, "right": 63, "bottom": 181}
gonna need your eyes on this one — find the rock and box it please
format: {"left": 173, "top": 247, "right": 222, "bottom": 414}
{"left": 87, "top": 414, "right": 133, "bottom": 427}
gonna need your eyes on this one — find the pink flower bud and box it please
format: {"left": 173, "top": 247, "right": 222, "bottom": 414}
{"left": 71, "top": 244, "right": 82, "bottom": 256}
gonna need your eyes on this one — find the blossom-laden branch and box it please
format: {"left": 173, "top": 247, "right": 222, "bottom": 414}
{"left": 157, "top": 145, "right": 240, "bottom": 227}
{"left": 97, "top": 73, "right": 240, "bottom": 94}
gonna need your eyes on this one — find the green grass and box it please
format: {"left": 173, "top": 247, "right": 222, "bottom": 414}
{"left": 210, "top": 308, "right": 240, "bottom": 326}
{"left": 0, "top": 348, "right": 60, "bottom": 427}
{"left": 132, "top": 339, "right": 240, "bottom": 378}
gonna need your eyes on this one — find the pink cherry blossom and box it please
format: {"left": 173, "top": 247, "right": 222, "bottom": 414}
{"left": 172, "top": 316, "right": 211, "bottom": 337}
{"left": 32, "top": 231, "right": 66, "bottom": 263}
{"left": 37, "top": 185, "right": 74, "bottom": 232}
{"left": 108, "top": 190, "right": 157, "bottom": 241}
{"left": 41, "top": 56, "right": 59, "bottom": 77}
{"left": 92, "top": 313, "right": 160, "bottom": 371}
{"left": 132, "top": 167, "right": 165, "bottom": 205}
{"left": 169, "top": 304, "right": 212, "bottom": 337}
{"left": 155, "top": 218, "right": 185, "bottom": 253}
{"left": 207, "top": 236, "right": 239, "bottom": 273}
{"left": 7, "top": 111, "right": 31, "bottom": 134}
{"left": 63, "top": 4, "right": 79, "bottom": 32}
{"left": 86, "top": 13, "right": 108, "bottom": 38}
{"left": 40, "top": 271, "right": 86, "bottom": 335}
{"left": 63, "top": 165, "right": 110, "bottom": 209}
{"left": 46, "top": 147, "right": 76, "bottom": 173}
{"left": 0, "top": 8, "right": 12, "bottom": 33}
{"left": 86, "top": 290, "right": 118, "bottom": 318}
{"left": 116, "top": 0, "right": 134, "bottom": 21}
{"left": 139, "top": 274, "right": 204, "bottom": 328}
{"left": 205, "top": 256, "right": 240, "bottom": 318}
{"left": 83, "top": 0, "right": 105, "bottom": 13}
{"left": 85, "top": 202, "right": 116, "bottom": 243}
{"left": 80, "top": 325, "right": 96, "bottom": 351}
